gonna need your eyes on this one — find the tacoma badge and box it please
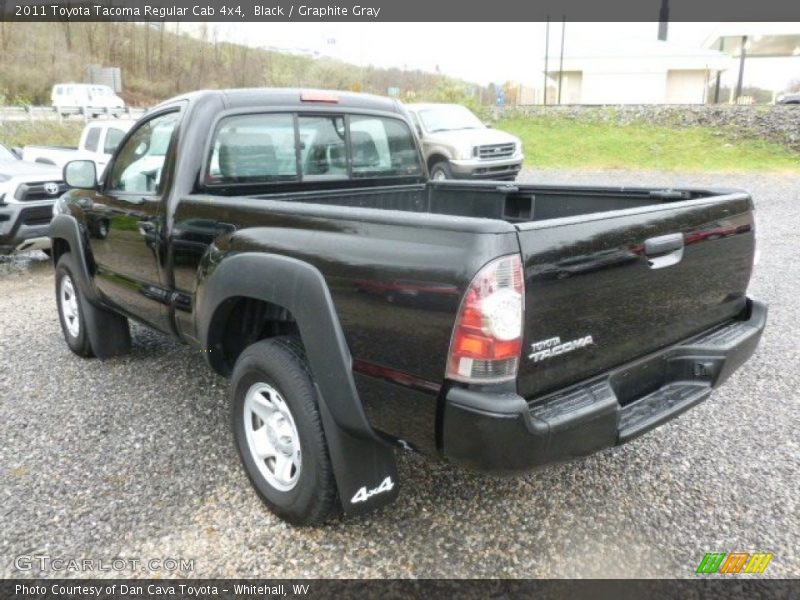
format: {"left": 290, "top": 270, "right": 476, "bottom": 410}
{"left": 529, "top": 335, "right": 594, "bottom": 362}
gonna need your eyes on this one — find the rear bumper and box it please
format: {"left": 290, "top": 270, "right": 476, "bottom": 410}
{"left": 442, "top": 298, "right": 767, "bottom": 472}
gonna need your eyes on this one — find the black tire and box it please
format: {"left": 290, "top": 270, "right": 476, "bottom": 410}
{"left": 231, "top": 337, "right": 339, "bottom": 526}
{"left": 55, "top": 253, "right": 94, "bottom": 358}
{"left": 55, "top": 253, "right": 131, "bottom": 359}
{"left": 430, "top": 161, "right": 454, "bottom": 181}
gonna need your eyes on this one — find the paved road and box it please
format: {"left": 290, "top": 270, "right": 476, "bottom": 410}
{"left": 1, "top": 170, "right": 797, "bottom": 578}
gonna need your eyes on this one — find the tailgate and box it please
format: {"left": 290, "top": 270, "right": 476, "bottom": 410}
{"left": 516, "top": 193, "right": 755, "bottom": 400}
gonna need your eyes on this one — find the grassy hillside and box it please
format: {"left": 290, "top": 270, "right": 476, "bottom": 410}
{"left": 499, "top": 116, "right": 800, "bottom": 172}
{"left": 0, "top": 22, "right": 478, "bottom": 107}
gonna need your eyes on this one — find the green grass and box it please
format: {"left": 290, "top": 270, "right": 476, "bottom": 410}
{"left": 499, "top": 116, "right": 800, "bottom": 173}
{"left": 1, "top": 121, "right": 84, "bottom": 148}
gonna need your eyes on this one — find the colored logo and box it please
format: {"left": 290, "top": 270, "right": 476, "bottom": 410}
{"left": 696, "top": 552, "right": 773, "bottom": 574}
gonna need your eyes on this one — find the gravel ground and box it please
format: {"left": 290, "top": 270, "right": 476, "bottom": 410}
{"left": 1, "top": 169, "right": 797, "bottom": 579}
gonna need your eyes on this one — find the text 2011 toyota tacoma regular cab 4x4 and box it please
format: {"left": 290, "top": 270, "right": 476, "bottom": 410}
{"left": 50, "top": 89, "right": 766, "bottom": 525}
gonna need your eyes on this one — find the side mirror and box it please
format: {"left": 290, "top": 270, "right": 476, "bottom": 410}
{"left": 64, "top": 160, "right": 97, "bottom": 189}
{"left": 415, "top": 124, "right": 423, "bottom": 137}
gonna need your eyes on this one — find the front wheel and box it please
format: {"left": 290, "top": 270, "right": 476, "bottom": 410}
{"left": 55, "top": 252, "right": 131, "bottom": 359}
{"left": 55, "top": 254, "right": 93, "bottom": 357}
{"left": 231, "top": 337, "right": 339, "bottom": 526}
{"left": 430, "top": 161, "right": 454, "bottom": 181}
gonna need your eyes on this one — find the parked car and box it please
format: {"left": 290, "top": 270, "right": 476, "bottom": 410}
{"left": 776, "top": 92, "right": 800, "bottom": 105}
{"left": 0, "top": 159, "right": 65, "bottom": 254}
{"left": 405, "top": 102, "right": 523, "bottom": 180}
{"left": 23, "top": 120, "right": 135, "bottom": 174}
{"left": 51, "top": 88, "right": 764, "bottom": 525}
{"left": 51, "top": 83, "right": 126, "bottom": 116}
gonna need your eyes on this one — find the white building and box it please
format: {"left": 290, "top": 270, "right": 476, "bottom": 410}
{"left": 545, "top": 40, "right": 730, "bottom": 105}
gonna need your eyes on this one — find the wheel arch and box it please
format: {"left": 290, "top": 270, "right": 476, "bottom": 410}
{"left": 427, "top": 152, "right": 450, "bottom": 172}
{"left": 49, "top": 214, "right": 100, "bottom": 304}
{"left": 196, "top": 252, "right": 399, "bottom": 515}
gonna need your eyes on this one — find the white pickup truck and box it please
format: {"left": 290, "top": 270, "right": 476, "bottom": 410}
{"left": 23, "top": 120, "right": 134, "bottom": 174}
{"left": 0, "top": 155, "right": 65, "bottom": 255}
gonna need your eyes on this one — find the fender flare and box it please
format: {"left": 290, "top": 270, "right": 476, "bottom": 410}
{"left": 49, "top": 214, "right": 131, "bottom": 358}
{"left": 197, "top": 252, "right": 399, "bottom": 515}
{"left": 49, "top": 214, "right": 101, "bottom": 304}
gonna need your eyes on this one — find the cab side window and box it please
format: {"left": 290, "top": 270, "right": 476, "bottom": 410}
{"left": 108, "top": 112, "right": 179, "bottom": 194}
{"left": 349, "top": 115, "right": 422, "bottom": 178}
{"left": 84, "top": 127, "right": 101, "bottom": 153}
{"left": 104, "top": 128, "right": 126, "bottom": 155}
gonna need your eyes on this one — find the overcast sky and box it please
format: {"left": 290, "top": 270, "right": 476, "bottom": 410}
{"left": 197, "top": 22, "right": 800, "bottom": 91}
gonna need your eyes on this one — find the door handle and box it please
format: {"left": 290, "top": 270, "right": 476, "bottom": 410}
{"left": 644, "top": 233, "right": 684, "bottom": 269}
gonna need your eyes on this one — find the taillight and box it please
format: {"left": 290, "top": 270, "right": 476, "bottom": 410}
{"left": 446, "top": 254, "right": 525, "bottom": 384}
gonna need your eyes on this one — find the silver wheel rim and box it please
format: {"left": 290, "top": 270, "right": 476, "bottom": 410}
{"left": 432, "top": 168, "right": 447, "bottom": 180}
{"left": 60, "top": 275, "right": 80, "bottom": 338}
{"left": 244, "top": 382, "right": 302, "bottom": 492}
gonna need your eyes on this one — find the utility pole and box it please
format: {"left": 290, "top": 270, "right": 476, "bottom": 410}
{"left": 543, "top": 16, "right": 550, "bottom": 106}
{"left": 557, "top": 16, "right": 566, "bottom": 104}
{"left": 735, "top": 35, "right": 748, "bottom": 103}
{"left": 658, "top": 0, "right": 669, "bottom": 41}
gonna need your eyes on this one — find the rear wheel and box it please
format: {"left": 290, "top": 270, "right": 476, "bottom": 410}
{"left": 231, "top": 337, "right": 339, "bottom": 526}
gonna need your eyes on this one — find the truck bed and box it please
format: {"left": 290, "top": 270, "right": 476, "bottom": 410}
{"left": 182, "top": 180, "right": 753, "bottom": 400}
{"left": 242, "top": 180, "right": 739, "bottom": 226}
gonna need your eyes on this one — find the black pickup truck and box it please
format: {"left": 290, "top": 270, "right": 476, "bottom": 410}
{"left": 50, "top": 89, "right": 766, "bottom": 525}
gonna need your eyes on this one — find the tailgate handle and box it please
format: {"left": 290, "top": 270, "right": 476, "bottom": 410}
{"left": 644, "top": 233, "right": 684, "bottom": 269}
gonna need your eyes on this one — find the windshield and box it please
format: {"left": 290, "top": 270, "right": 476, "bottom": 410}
{"left": 416, "top": 106, "right": 484, "bottom": 133}
{"left": 0, "top": 144, "right": 18, "bottom": 161}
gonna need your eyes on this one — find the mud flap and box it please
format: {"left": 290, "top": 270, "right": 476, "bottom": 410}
{"left": 317, "top": 389, "right": 399, "bottom": 516}
{"left": 82, "top": 302, "right": 132, "bottom": 359}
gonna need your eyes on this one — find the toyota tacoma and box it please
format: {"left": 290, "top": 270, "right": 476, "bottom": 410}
{"left": 50, "top": 89, "right": 766, "bottom": 525}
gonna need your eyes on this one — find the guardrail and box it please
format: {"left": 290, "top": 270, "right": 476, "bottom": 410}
{"left": 0, "top": 105, "right": 148, "bottom": 123}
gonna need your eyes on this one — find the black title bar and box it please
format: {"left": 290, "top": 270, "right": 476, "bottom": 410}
{"left": 2, "top": 0, "right": 800, "bottom": 22}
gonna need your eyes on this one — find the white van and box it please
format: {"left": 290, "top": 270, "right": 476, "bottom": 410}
{"left": 51, "top": 83, "right": 126, "bottom": 116}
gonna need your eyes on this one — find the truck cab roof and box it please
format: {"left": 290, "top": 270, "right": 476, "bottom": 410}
{"left": 152, "top": 88, "right": 405, "bottom": 115}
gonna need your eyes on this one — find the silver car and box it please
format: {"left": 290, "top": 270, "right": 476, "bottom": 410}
{"left": 405, "top": 103, "right": 523, "bottom": 181}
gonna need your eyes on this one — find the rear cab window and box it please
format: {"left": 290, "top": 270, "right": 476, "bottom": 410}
{"left": 204, "top": 110, "right": 422, "bottom": 189}
{"left": 207, "top": 114, "right": 298, "bottom": 184}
